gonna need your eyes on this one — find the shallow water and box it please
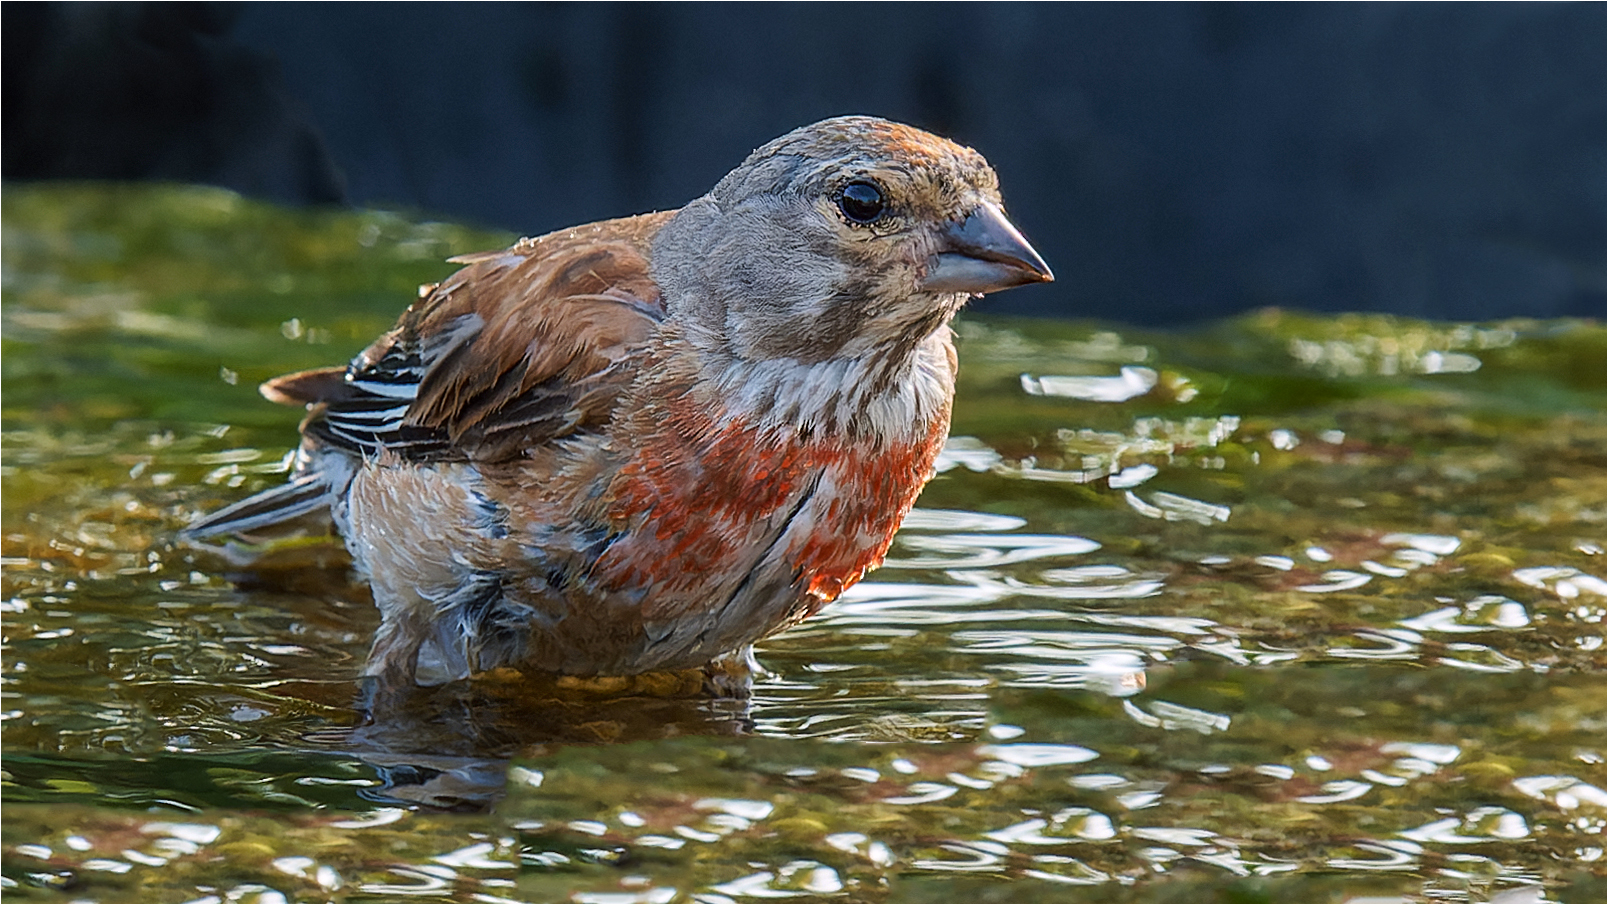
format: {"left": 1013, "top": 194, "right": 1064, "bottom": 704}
{"left": 2, "top": 184, "right": 1604, "bottom": 903}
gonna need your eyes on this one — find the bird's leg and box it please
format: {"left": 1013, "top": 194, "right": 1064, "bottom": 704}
{"left": 367, "top": 614, "right": 427, "bottom": 683}
{"left": 700, "top": 645, "right": 764, "bottom": 699}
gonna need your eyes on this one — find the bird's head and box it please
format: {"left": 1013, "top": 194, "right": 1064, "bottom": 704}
{"left": 653, "top": 115, "right": 1052, "bottom": 364}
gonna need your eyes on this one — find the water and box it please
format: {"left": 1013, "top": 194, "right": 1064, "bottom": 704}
{"left": 2, "top": 184, "right": 1603, "bottom": 903}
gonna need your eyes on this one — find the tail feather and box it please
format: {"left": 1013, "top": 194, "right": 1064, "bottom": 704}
{"left": 183, "top": 473, "right": 332, "bottom": 539}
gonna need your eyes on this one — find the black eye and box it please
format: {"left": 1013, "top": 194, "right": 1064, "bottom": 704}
{"left": 838, "top": 181, "right": 886, "bottom": 224}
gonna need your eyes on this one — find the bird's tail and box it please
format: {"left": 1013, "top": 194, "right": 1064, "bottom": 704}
{"left": 182, "top": 444, "right": 358, "bottom": 541}
{"left": 181, "top": 472, "right": 333, "bottom": 540}
{"left": 184, "top": 368, "right": 361, "bottom": 542}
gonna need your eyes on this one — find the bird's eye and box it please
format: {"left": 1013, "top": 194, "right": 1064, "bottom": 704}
{"left": 838, "top": 181, "right": 886, "bottom": 224}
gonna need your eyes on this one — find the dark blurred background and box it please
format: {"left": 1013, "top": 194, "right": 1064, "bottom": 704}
{"left": 4, "top": 2, "right": 1603, "bottom": 324}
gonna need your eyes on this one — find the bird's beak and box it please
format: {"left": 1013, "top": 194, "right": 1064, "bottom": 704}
{"left": 921, "top": 201, "right": 1054, "bottom": 295}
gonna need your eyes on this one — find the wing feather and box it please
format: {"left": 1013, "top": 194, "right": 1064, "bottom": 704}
{"left": 263, "top": 211, "right": 674, "bottom": 463}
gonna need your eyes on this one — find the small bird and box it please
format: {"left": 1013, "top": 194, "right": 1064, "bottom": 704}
{"left": 186, "top": 116, "right": 1052, "bottom": 688}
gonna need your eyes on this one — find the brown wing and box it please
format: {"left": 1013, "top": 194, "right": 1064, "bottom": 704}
{"left": 268, "top": 210, "right": 675, "bottom": 463}
{"left": 260, "top": 367, "right": 351, "bottom": 406}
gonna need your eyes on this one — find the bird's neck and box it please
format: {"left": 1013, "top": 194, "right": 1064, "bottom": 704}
{"left": 663, "top": 323, "right": 958, "bottom": 447}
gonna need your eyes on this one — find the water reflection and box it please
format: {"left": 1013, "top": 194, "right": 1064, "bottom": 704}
{"left": 884, "top": 531, "right": 1100, "bottom": 569}
{"left": 1021, "top": 365, "right": 1158, "bottom": 402}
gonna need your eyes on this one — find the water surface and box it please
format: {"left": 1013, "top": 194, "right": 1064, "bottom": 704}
{"left": 3, "top": 185, "right": 1604, "bottom": 903}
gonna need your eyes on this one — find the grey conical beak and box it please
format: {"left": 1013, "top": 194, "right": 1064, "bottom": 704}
{"left": 921, "top": 201, "right": 1054, "bottom": 295}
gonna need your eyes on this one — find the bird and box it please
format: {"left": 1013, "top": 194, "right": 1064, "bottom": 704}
{"left": 185, "top": 115, "right": 1053, "bottom": 689}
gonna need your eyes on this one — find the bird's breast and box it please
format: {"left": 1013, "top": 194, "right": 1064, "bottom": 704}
{"left": 783, "top": 416, "right": 951, "bottom": 606}
{"left": 590, "top": 399, "right": 950, "bottom": 622}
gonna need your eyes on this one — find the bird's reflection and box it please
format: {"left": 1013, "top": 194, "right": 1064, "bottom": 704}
{"left": 312, "top": 664, "right": 756, "bottom": 811}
